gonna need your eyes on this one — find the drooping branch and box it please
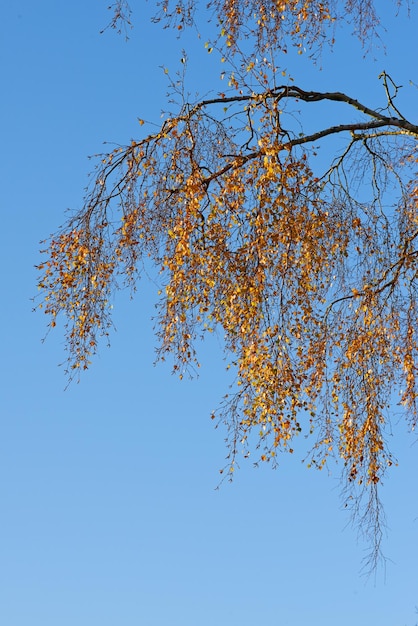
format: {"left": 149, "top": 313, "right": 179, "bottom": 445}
{"left": 101, "top": 1, "right": 133, "bottom": 37}
{"left": 36, "top": 70, "right": 418, "bottom": 570}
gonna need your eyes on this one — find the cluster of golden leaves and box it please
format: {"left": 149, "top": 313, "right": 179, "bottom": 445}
{"left": 38, "top": 84, "right": 418, "bottom": 491}
{"left": 154, "top": 0, "right": 380, "bottom": 53}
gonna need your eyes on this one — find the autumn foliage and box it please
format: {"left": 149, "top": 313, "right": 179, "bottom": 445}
{"left": 37, "top": 0, "right": 418, "bottom": 566}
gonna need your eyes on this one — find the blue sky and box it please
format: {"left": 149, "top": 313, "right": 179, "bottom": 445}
{"left": 1, "top": 2, "right": 418, "bottom": 625}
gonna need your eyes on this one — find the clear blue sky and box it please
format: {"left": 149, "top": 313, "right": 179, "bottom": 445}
{"left": 1, "top": 2, "right": 418, "bottom": 625}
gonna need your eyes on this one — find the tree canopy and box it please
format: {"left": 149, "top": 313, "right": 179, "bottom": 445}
{"left": 36, "top": 0, "right": 418, "bottom": 568}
